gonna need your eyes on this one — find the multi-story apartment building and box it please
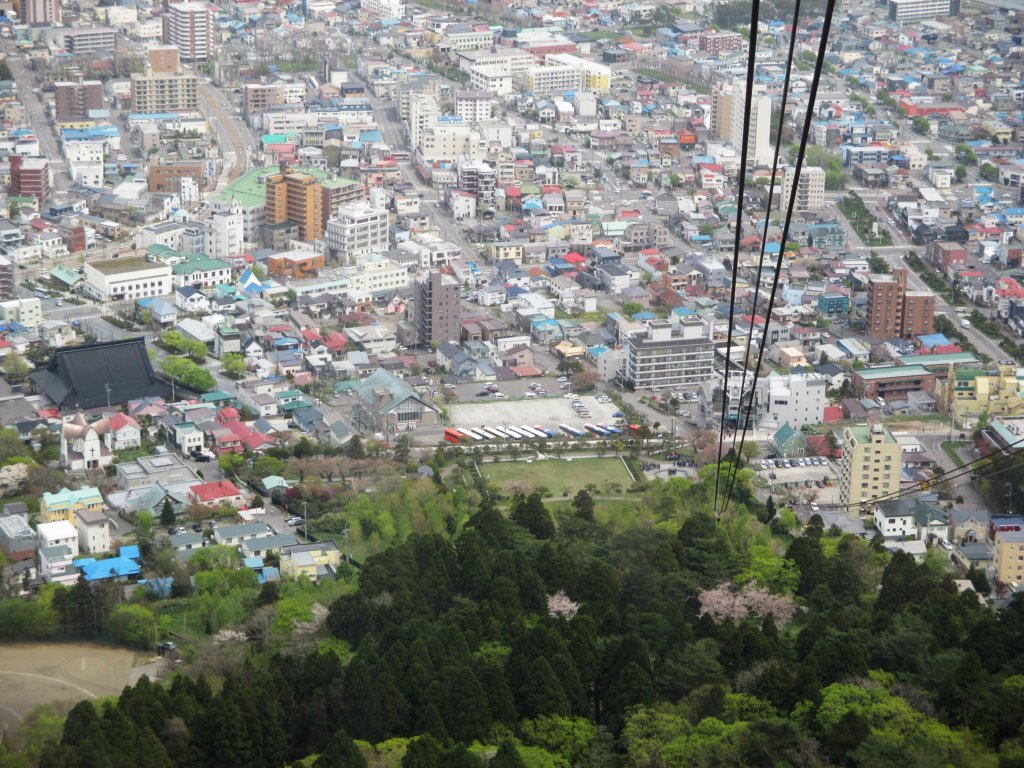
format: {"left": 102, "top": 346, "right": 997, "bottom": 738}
{"left": 54, "top": 81, "right": 103, "bottom": 122}
{"left": 888, "top": 0, "right": 959, "bottom": 21}
{"left": 244, "top": 83, "right": 285, "bottom": 119}
{"left": 414, "top": 271, "right": 460, "bottom": 347}
{"left": 457, "top": 47, "right": 536, "bottom": 75}
{"left": 0, "top": 255, "right": 14, "bottom": 302}
{"left": 82, "top": 257, "right": 172, "bottom": 302}
{"left": 265, "top": 169, "right": 325, "bottom": 243}
{"left": 544, "top": 54, "right": 612, "bottom": 93}
{"left": 527, "top": 64, "right": 584, "bottom": 97}
{"left": 729, "top": 78, "right": 773, "bottom": 166}
{"left": 454, "top": 90, "right": 494, "bottom": 123}
{"left": 20, "top": 0, "right": 60, "bottom": 25}
{"left": 324, "top": 202, "right": 389, "bottom": 264}
{"left": 440, "top": 29, "right": 494, "bottom": 52}
{"left": 468, "top": 65, "right": 514, "bottom": 96}
{"left": 839, "top": 421, "right": 902, "bottom": 511}
{"left": 993, "top": 517, "right": 1024, "bottom": 584}
{"left": 342, "top": 254, "right": 408, "bottom": 295}
{"left": 202, "top": 203, "right": 243, "bottom": 262}
{"left": 10, "top": 156, "right": 50, "bottom": 204}
{"left": 147, "top": 45, "right": 181, "bottom": 74}
{"left": 361, "top": 0, "right": 405, "bottom": 18}
{"left": 164, "top": 1, "right": 214, "bottom": 63}
{"left": 866, "top": 268, "right": 935, "bottom": 338}
{"left": 699, "top": 30, "right": 743, "bottom": 53}
{"left": 780, "top": 165, "right": 826, "bottom": 211}
{"left": 866, "top": 272, "right": 904, "bottom": 338}
{"left": 61, "top": 27, "right": 115, "bottom": 55}
{"left": 623, "top": 317, "right": 714, "bottom": 390}
{"left": 131, "top": 72, "right": 199, "bottom": 113}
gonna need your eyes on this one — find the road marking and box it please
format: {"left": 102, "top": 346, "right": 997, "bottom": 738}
{"left": 0, "top": 670, "right": 98, "bottom": 700}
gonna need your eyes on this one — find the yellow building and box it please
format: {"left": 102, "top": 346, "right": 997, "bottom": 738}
{"left": 279, "top": 541, "right": 341, "bottom": 581}
{"left": 839, "top": 421, "right": 902, "bottom": 511}
{"left": 944, "top": 364, "right": 1024, "bottom": 422}
{"left": 40, "top": 486, "right": 104, "bottom": 524}
{"left": 993, "top": 528, "right": 1024, "bottom": 585}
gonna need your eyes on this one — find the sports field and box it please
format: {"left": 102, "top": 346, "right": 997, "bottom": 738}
{"left": 482, "top": 457, "right": 633, "bottom": 495}
{"left": 0, "top": 644, "right": 136, "bottom": 730}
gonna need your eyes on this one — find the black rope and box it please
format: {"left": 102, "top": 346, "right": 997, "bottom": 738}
{"left": 714, "top": 0, "right": 762, "bottom": 516}
{"left": 721, "top": 0, "right": 840, "bottom": 518}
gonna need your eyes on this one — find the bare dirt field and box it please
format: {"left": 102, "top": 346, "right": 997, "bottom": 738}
{"left": 0, "top": 643, "right": 137, "bottom": 729}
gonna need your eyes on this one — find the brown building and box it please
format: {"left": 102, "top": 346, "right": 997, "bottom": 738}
{"left": 866, "top": 268, "right": 933, "bottom": 339}
{"left": 131, "top": 72, "right": 200, "bottom": 114}
{"left": 18, "top": 0, "right": 60, "bottom": 25}
{"left": 243, "top": 83, "right": 284, "bottom": 118}
{"left": 10, "top": 156, "right": 50, "bottom": 204}
{"left": 264, "top": 168, "right": 325, "bottom": 242}
{"left": 147, "top": 45, "right": 181, "bottom": 75}
{"left": 163, "top": 2, "right": 214, "bottom": 63}
{"left": 267, "top": 250, "right": 325, "bottom": 279}
{"left": 54, "top": 81, "right": 103, "bottom": 122}
{"left": 414, "top": 270, "right": 460, "bottom": 347}
{"left": 148, "top": 158, "right": 204, "bottom": 195}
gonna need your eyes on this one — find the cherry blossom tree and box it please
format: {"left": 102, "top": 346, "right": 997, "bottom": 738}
{"left": 547, "top": 590, "right": 580, "bottom": 620}
{"left": 697, "top": 581, "right": 798, "bottom": 625}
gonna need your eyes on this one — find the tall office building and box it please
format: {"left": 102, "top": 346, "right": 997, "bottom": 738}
{"left": 414, "top": 271, "right": 460, "bottom": 347}
{"left": 839, "top": 420, "right": 901, "bottom": 511}
{"left": 54, "top": 81, "right": 104, "bottom": 122}
{"left": 711, "top": 86, "right": 733, "bottom": 141}
{"left": 163, "top": 2, "right": 214, "bottom": 63}
{"left": 729, "top": 78, "right": 773, "bottom": 167}
{"left": 780, "top": 165, "right": 826, "bottom": 211}
{"left": 264, "top": 168, "right": 325, "bottom": 243}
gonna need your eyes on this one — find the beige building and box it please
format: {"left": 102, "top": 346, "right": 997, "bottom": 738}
{"left": 839, "top": 421, "right": 902, "bottom": 511}
{"left": 994, "top": 528, "right": 1024, "bottom": 584}
{"left": 944, "top": 364, "right": 1024, "bottom": 422}
{"left": 131, "top": 72, "right": 200, "bottom": 114}
{"left": 40, "top": 486, "right": 104, "bottom": 525}
{"left": 780, "top": 165, "right": 826, "bottom": 211}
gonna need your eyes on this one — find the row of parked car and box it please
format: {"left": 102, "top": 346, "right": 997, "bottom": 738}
{"left": 759, "top": 457, "right": 829, "bottom": 470}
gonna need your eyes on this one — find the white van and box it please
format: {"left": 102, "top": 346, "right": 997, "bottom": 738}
{"left": 961, "top": 319, "right": 971, "bottom": 328}
{"left": 955, "top": 306, "right": 967, "bottom": 314}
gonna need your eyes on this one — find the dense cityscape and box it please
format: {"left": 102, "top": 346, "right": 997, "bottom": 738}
{"left": 0, "top": 0, "right": 1022, "bottom": 763}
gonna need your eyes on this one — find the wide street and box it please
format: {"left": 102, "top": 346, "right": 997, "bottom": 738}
{"left": 198, "top": 82, "right": 257, "bottom": 188}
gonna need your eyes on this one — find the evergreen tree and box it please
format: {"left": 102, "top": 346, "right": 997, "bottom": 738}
{"left": 313, "top": 729, "right": 366, "bottom": 768}
{"left": 489, "top": 741, "right": 527, "bottom": 768}
{"left": 159, "top": 499, "right": 176, "bottom": 527}
{"left": 571, "top": 489, "right": 596, "bottom": 522}
{"left": 401, "top": 735, "right": 443, "bottom": 768}
{"left": 510, "top": 493, "right": 556, "bottom": 539}
{"left": 3, "top": 349, "right": 30, "bottom": 384}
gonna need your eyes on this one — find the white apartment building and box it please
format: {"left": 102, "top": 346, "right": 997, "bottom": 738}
{"left": 545, "top": 53, "right": 612, "bottom": 93}
{"left": 341, "top": 254, "right": 409, "bottom": 294}
{"left": 362, "top": 0, "right": 405, "bottom": 18}
{"left": 469, "top": 65, "right": 514, "bottom": 96}
{"left": 457, "top": 47, "right": 537, "bottom": 75}
{"left": 76, "top": 508, "right": 111, "bottom": 555}
{"left": 780, "top": 165, "right": 826, "bottom": 212}
{"left": 324, "top": 202, "right": 389, "bottom": 265}
{"left": 397, "top": 235, "right": 459, "bottom": 268}
{"left": 209, "top": 193, "right": 263, "bottom": 244}
{"left": 455, "top": 91, "right": 495, "bottom": 123}
{"left": 408, "top": 92, "right": 441, "bottom": 151}
{"left": 888, "top": 0, "right": 958, "bottom": 21}
{"left": 441, "top": 29, "right": 494, "bottom": 51}
{"left": 418, "top": 123, "right": 486, "bottom": 163}
{"left": 729, "top": 78, "right": 774, "bottom": 167}
{"left": 527, "top": 65, "right": 584, "bottom": 97}
{"left": 37, "top": 520, "right": 79, "bottom": 585}
{"left": 757, "top": 371, "right": 828, "bottom": 430}
{"left": 83, "top": 257, "right": 172, "bottom": 302}
{"left": 623, "top": 318, "right": 715, "bottom": 390}
{"left": 202, "top": 202, "right": 243, "bottom": 261}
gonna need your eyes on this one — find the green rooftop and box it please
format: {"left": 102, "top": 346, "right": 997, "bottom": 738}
{"left": 899, "top": 352, "right": 981, "bottom": 368}
{"left": 172, "top": 255, "right": 231, "bottom": 275}
{"left": 846, "top": 423, "right": 897, "bottom": 443}
{"left": 210, "top": 165, "right": 360, "bottom": 208}
{"left": 855, "top": 364, "right": 933, "bottom": 380}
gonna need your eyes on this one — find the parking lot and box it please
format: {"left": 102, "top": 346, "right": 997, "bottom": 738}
{"left": 450, "top": 393, "right": 623, "bottom": 432}
{"left": 752, "top": 457, "right": 842, "bottom": 505}
{"left": 448, "top": 375, "right": 575, "bottom": 402}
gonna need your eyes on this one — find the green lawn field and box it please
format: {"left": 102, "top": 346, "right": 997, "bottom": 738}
{"left": 483, "top": 457, "right": 633, "bottom": 495}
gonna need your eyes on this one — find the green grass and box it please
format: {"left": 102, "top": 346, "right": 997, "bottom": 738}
{"left": 483, "top": 457, "right": 633, "bottom": 495}
{"left": 941, "top": 441, "right": 969, "bottom": 468}
{"left": 549, "top": 497, "right": 657, "bottom": 534}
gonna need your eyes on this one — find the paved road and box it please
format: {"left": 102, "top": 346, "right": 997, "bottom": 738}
{"left": 917, "top": 433, "right": 986, "bottom": 510}
{"left": 199, "top": 82, "right": 257, "bottom": 187}
{"left": 1, "top": 42, "right": 71, "bottom": 190}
